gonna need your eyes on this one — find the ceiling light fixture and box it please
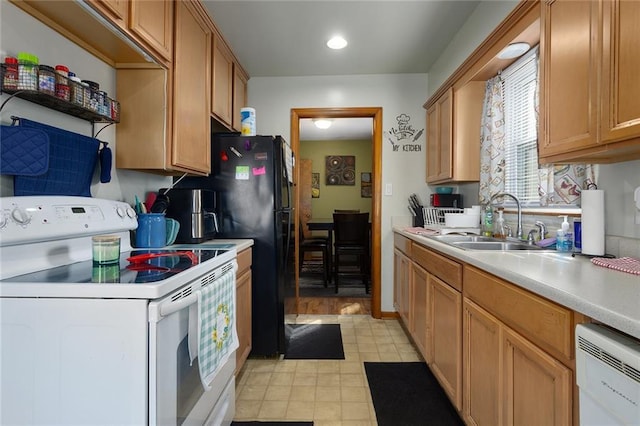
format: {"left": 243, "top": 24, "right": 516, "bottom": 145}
{"left": 327, "top": 36, "right": 347, "bottom": 50}
{"left": 314, "top": 119, "right": 332, "bottom": 129}
{"left": 497, "top": 42, "right": 531, "bottom": 59}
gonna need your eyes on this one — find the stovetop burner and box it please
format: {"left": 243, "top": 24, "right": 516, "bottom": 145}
{"left": 5, "top": 248, "right": 230, "bottom": 285}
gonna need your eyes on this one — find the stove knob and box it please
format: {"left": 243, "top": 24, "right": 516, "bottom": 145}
{"left": 0, "top": 213, "right": 6, "bottom": 229}
{"left": 126, "top": 207, "right": 137, "bottom": 218}
{"left": 11, "top": 206, "right": 31, "bottom": 225}
{"left": 116, "top": 207, "right": 125, "bottom": 218}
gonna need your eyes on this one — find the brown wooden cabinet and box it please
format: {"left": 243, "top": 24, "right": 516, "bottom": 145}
{"left": 235, "top": 247, "right": 252, "bottom": 374}
{"left": 429, "top": 273, "right": 462, "bottom": 410}
{"left": 233, "top": 66, "right": 249, "bottom": 132}
{"left": 211, "top": 28, "right": 249, "bottom": 132}
{"left": 88, "top": 0, "right": 173, "bottom": 65}
{"left": 116, "top": 0, "right": 211, "bottom": 175}
{"left": 539, "top": 0, "right": 640, "bottom": 163}
{"left": 410, "top": 262, "right": 429, "bottom": 359}
{"left": 463, "top": 265, "right": 574, "bottom": 426}
{"left": 393, "top": 235, "right": 411, "bottom": 326}
{"left": 211, "top": 31, "right": 234, "bottom": 128}
{"left": 426, "top": 83, "right": 484, "bottom": 184}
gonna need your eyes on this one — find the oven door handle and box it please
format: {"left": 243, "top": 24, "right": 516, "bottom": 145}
{"left": 159, "top": 292, "right": 198, "bottom": 318}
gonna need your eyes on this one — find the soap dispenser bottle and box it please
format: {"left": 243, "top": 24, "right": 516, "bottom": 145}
{"left": 556, "top": 215, "right": 573, "bottom": 252}
{"left": 494, "top": 208, "right": 507, "bottom": 239}
{"left": 482, "top": 204, "right": 493, "bottom": 237}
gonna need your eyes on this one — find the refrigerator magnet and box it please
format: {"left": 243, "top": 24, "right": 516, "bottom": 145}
{"left": 235, "top": 165, "right": 250, "bottom": 180}
{"left": 252, "top": 166, "right": 266, "bottom": 176}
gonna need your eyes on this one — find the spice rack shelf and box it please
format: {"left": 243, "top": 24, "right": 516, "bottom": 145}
{"left": 0, "top": 88, "right": 119, "bottom": 124}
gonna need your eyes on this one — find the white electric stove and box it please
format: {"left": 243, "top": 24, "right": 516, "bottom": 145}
{"left": 0, "top": 196, "right": 238, "bottom": 425}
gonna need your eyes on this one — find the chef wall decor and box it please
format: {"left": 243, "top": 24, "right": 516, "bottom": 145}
{"left": 326, "top": 155, "right": 355, "bottom": 185}
{"left": 385, "top": 113, "right": 424, "bottom": 153}
{"left": 311, "top": 173, "right": 320, "bottom": 198}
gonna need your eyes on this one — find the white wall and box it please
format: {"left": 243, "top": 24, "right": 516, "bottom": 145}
{"left": 0, "top": 0, "right": 172, "bottom": 203}
{"left": 248, "top": 74, "right": 429, "bottom": 311}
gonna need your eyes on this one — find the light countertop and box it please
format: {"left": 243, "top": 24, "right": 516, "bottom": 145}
{"left": 394, "top": 227, "right": 640, "bottom": 340}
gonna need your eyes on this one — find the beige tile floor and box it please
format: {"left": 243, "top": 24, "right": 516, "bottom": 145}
{"left": 234, "top": 314, "right": 423, "bottom": 425}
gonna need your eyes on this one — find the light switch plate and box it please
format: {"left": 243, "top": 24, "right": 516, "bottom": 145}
{"left": 385, "top": 183, "right": 392, "bottom": 196}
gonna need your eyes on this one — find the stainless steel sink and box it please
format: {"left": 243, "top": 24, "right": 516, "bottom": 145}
{"left": 426, "top": 235, "right": 551, "bottom": 251}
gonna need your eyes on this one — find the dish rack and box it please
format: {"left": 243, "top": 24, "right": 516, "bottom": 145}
{"left": 422, "top": 207, "right": 463, "bottom": 226}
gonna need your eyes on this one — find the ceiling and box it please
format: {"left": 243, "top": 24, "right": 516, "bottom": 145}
{"left": 201, "top": 0, "right": 482, "bottom": 140}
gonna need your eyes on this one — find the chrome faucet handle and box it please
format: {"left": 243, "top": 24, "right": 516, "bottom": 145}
{"left": 534, "top": 220, "right": 547, "bottom": 240}
{"left": 504, "top": 223, "right": 512, "bottom": 237}
{"left": 527, "top": 229, "right": 537, "bottom": 243}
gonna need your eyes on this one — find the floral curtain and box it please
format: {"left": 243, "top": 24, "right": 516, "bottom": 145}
{"left": 479, "top": 75, "right": 505, "bottom": 205}
{"left": 479, "top": 48, "right": 597, "bottom": 206}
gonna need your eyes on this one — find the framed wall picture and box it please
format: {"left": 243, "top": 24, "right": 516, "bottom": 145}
{"left": 326, "top": 155, "right": 355, "bottom": 185}
{"left": 311, "top": 173, "right": 320, "bottom": 198}
{"left": 361, "top": 172, "right": 372, "bottom": 198}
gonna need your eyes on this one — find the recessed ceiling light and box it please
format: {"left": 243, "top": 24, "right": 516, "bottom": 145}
{"left": 327, "top": 36, "right": 347, "bottom": 50}
{"left": 314, "top": 119, "right": 332, "bottom": 129}
{"left": 497, "top": 42, "right": 530, "bottom": 59}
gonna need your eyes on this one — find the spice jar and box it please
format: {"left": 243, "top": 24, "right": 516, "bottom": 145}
{"left": 110, "top": 98, "right": 120, "bottom": 121}
{"left": 3, "top": 57, "right": 19, "bottom": 90}
{"left": 68, "top": 73, "right": 84, "bottom": 106}
{"left": 82, "top": 80, "right": 100, "bottom": 111}
{"left": 17, "top": 52, "right": 38, "bottom": 91}
{"left": 55, "top": 65, "right": 70, "bottom": 101}
{"left": 38, "top": 65, "right": 56, "bottom": 96}
{"left": 80, "top": 81, "right": 91, "bottom": 109}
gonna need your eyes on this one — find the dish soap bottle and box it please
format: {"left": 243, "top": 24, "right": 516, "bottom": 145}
{"left": 493, "top": 208, "right": 507, "bottom": 239}
{"left": 482, "top": 204, "right": 493, "bottom": 237}
{"left": 556, "top": 215, "right": 573, "bottom": 252}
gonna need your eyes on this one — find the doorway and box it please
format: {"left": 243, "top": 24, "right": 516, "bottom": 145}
{"left": 289, "top": 107, "right": 382, "bottom": 319}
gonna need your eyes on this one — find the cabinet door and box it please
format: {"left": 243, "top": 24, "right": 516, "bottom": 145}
{"left": 430, "top": 274, "right": 462, "bottom": 411}
{"left": 89, "top": 0, "right": 128, "bottom": 27}
{"left": 236, "top": 267, "right": 252, "bottom": 374}
{"left": 411, "top": 261, "right": 429, "bottom": 360}
{"left": 601, "top": 0, "right": 640, "bottom": 142}
{"left": 129, "top": 0, "right": 173, "bottom": 62}
{"left": 172, "top": 1, "right": 211, "bottom": 174}
{"left": 393, "top": 248, "right": 411, "bottom": 327}
{"left": 233, "top": 66, "right": 248, "bottom": 132}
{"left": 426, "top": 88, "right": 453, "bottom": 183}
{"left": 503, "top": 327, "right": 572, "bottom": 426}
{"left": 212, "top": 32, "right": 234, "bottom": 128}
{"left": 463, "top": 299, "right": 501, "bottom": 426}
{"left": 539, "top": 0, "right": 600, "bottom": 158}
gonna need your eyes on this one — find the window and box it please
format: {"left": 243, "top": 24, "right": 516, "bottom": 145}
{"left": 502, "top": 46, "right": 539, "bottom": 206}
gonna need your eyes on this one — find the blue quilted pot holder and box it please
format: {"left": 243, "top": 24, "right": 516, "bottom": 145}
{"left": 0, "top": 125, "right": 50, "bottom": 176}
{"left": 13, "top": 118, "right": 99, "bottom": 197}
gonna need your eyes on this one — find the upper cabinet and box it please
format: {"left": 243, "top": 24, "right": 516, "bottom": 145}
{"left": 211, "top": 28, "right": 249, "bottom": 132}
{"left": 539, "top": 0, "right": 640, "bottom": 163}
{"left": 87, "top": 0, "right": 173, "bottom": 65}
{"left": 115, "top": 0, "right": 212, "bottom": 175}
{"left": 425, "top": 83, "right": 484, "bottom": 184}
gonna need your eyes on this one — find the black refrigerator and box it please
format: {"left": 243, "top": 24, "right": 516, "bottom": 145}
{"left": 178, "top": 134, "right": 293, "bottom": 356}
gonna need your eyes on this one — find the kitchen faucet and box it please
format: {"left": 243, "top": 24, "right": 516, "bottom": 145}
{"left": 489, "top": 192, "right": 523, "bottom": 240}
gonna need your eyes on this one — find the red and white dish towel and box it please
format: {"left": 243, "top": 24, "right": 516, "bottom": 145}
{"left": 591, "top": 256, "right": 640, "bottom": 275}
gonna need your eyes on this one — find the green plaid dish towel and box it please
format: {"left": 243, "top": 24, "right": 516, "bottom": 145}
{"left": 198, "top": 268, "right": 238, "bottom": 390}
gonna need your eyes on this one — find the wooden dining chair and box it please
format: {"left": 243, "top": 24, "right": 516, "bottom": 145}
{"left": 332, "top": 212, "right": 370, "bottom": 294}
{"left": 299, "top": 225, "right": 331, "bottom": 287}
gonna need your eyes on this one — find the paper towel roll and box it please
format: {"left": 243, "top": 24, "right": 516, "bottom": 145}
{"left": 581, "top": 189, "right": 605, "bottom": 256}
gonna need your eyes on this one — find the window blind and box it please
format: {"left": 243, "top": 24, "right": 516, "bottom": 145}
{"left": 502, "top": 46, "right": 539, "bottom": 205}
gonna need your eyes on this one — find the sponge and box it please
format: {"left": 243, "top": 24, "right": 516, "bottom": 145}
{"left": 536, "top": 237, "right": 556, "bottom": 248}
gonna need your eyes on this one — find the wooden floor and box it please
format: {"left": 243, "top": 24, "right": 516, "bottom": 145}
{"left": 285, "top": 296, "right": 372, "bottom": 315}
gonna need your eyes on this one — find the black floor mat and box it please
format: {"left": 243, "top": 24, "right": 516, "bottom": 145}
{"left": 284, "top": 323, "right": 345, "bottom": 360}
{"left": 365, "top": 362, "right": 464, "bottom": 426}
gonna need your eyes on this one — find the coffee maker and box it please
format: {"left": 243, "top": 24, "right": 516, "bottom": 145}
{"left": 161, "top": 188, "right": 218, "bottom": 244}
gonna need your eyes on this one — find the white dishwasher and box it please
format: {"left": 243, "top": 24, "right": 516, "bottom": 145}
{"left": 575, "top": 324, "right": 640, "bottom": 426}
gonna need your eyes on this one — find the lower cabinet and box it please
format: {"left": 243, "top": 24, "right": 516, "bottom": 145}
{"left": 393, "top": 232, "right": 582, "bottom": 425}
{"left": 463, "top": 266, "right": 575, "bottom": 426}
{"left": 235, "top": 247, "right": 252, "bottom": 374}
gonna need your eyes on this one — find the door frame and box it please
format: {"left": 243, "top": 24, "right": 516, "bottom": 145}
{"left": 291, "top": 107, "right": 383, "bottom": 318}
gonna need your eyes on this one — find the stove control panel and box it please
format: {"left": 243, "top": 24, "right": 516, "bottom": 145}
{"left": 0, "top": 196, "right": 138, "bottom": 246}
